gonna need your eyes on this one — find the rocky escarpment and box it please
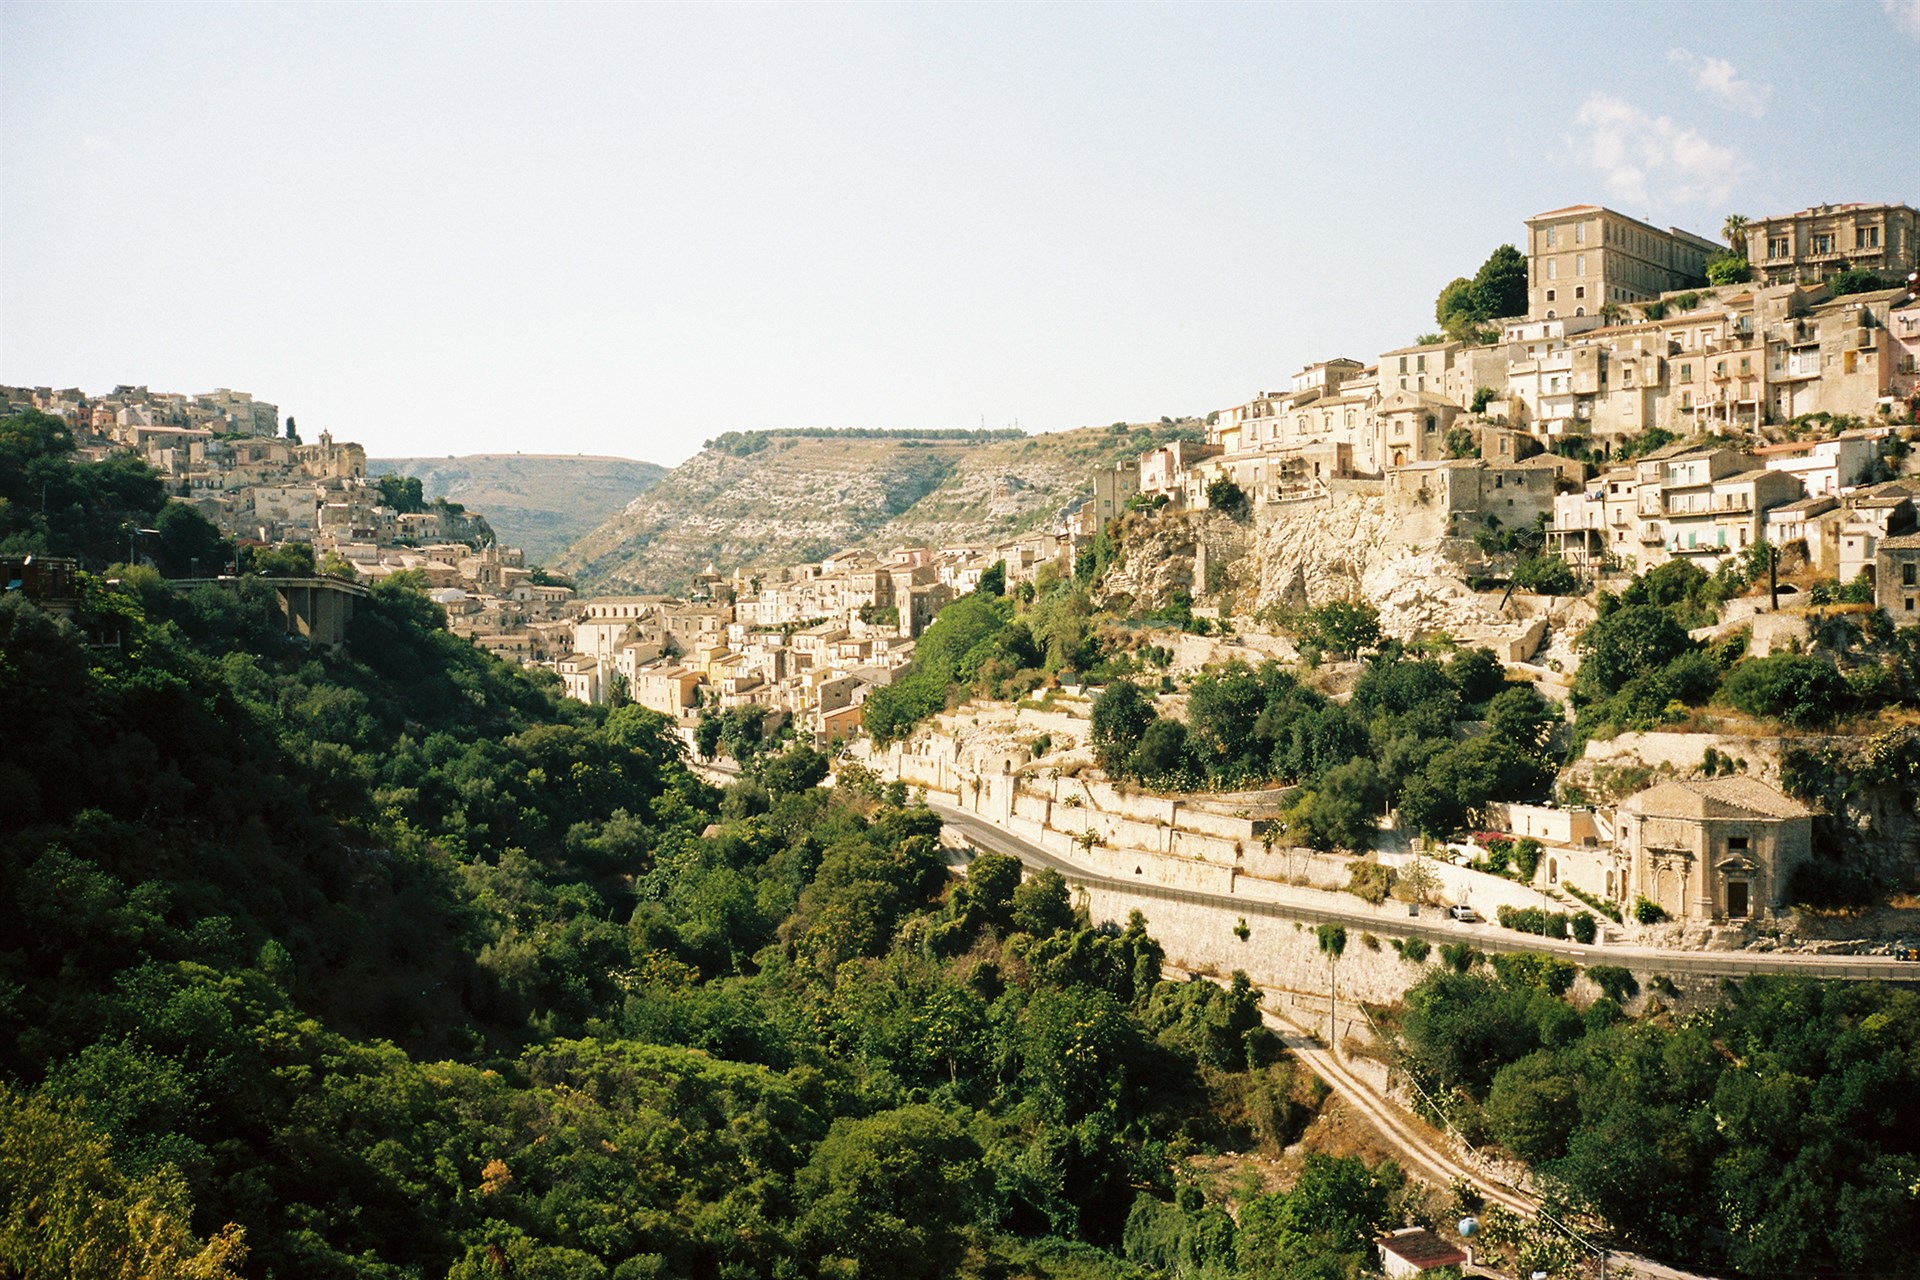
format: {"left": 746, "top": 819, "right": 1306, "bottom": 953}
{"left": 557, "top": 425, "right": 1193, "bottom": 594}
{"left": 1101, "top": 493, "right": 1588, "bottom": 664}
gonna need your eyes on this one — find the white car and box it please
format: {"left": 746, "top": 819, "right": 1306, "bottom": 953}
{"left": 1447, "top": 904, "right": 1481, "bottom": 923}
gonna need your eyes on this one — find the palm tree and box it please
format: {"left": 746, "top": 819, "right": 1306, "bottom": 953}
{"left": 1723, "top": 213, "right": 1750, "bottom": 251}
{"left": 1315, "top": 923, "right": 1347, "bottom": 1056}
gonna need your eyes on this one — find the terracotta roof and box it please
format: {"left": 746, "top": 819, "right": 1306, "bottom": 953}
{"left": 1620, "top": 776, "right": 1811, "bottom": 821}
{"left": 1377, "top": 1229, "right": 1470, "bottom": 1270}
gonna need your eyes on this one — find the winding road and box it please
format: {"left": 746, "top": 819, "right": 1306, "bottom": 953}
{"left": 930, "top": 800, "right": 1918, "bottom": 984}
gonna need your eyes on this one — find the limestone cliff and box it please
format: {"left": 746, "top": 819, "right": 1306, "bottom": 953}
{"left": 1101, "top": 492, "right": 1585, "bottom": 664}
{"left": 556, "top": 425, "right": 1192, "bottom": 594}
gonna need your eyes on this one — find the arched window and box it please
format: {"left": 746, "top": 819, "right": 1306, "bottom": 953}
{"left": 1548, "top": 858, "right": 1558, "bottom": 885}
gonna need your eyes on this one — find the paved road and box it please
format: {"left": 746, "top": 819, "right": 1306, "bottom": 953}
{"left": 932, "top": 801, "right": 1918, "bottom": 984}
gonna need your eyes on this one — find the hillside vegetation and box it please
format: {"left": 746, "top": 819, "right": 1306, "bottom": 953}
{"left": 555, "top": 424, "right": 1196, "bottom": 595}
{"left": 370, "top": 454, "right": 666, "bottom": 563}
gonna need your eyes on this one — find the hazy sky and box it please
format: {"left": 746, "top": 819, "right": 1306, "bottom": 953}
{"left": 5, "top": 2, "right": 1918, "bottom": 465}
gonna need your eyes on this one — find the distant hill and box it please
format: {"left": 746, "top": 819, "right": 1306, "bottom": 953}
{"left": 369, "top": 454, "right": 667, "bottom": 563}
{"left": 553, "top": 423, "right": 1199, "bottom": 595}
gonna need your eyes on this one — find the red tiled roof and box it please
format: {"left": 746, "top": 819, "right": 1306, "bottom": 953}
{"left": 1378, "top": 1229, "right": 1470, "bottom": 1269}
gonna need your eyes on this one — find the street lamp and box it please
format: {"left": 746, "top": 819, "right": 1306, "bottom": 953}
{"left": 125, "top": 525, "right": 159, "bottom": 567}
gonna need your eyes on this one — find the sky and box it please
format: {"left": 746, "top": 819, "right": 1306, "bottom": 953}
{"left": 4, "top": 1, "right": 1918, "bottom": 466}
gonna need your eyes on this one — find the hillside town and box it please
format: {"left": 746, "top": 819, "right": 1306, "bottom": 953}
{"left": 535, "top": 202, "right": 1920, "bottom": 743}
{"left": 15, "top": 200, "right": 1916, "bottom": 774}
{"left": 0, "top": 381, "right": 585, "bottom": 662}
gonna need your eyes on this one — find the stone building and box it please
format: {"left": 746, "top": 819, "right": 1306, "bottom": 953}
{"left": 1525, "top": 204, "right": 1719, "bottom": 320}
{"left": 1743, "top": 201, "right": 1919, "bottom": 288}
{"left": 1874, "top": 531, "right": 1920, "bottom": 624}
{"left": 1615, "top": 776, "right": 1813, "bottom": 922}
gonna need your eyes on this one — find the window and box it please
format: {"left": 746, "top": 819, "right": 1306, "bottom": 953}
{"left": 1857, "top": 225, "right": 1881, "bottom": 249}
{"left": 1740, "top": 356, "right": 1751, "bottom": 374}
{"left": 1768, "top": 236, "right": 1789, "bottom": 258}
{"left": 1546, "top": 227, "right": 1557, "bottom": 248}
{"left": 1416, "top": 355, "right": 1426, "bottom": 372}
{"left": 1548, "top": 259, "right": 1558, "bottom": 280}
{"left": 1398, "top": 356, "right": 1408, "bottom": 373}
{"left": 1546, "top": 289, "right": 1556, "bottom": 302}
{"left": 1905, "top": 562, "right": 1916, "bottom": 587}
{"left": 1575, "top": 285, "right": 1586, "bottom": 299}
{"left": 1680, "top": 363, "right": 1693, "bottom": 382}
{"left": 1814, "top": 232, "right": 1835, "bottom": 254}
{"left": 1729, "top": 836, "right": 1749, "bottom": 851}
{"left": 1576, "top": 254, "right": 1586, "bottom": 275}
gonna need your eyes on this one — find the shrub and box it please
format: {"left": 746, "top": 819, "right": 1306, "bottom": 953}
{"left": 1570, "top": 912, "right": 1598, "bottom": 945}
{"left": 1490, "top": 951, "right": 1576, "bottom": 996}
{"left": 1496, "top": 905, "right": 1573, "bottom": 939}
{"left": 1511, "top": 838, "right": 1544, "bottom": 882}
{"left": 1395, "top": 937, "right": 1432, "bottom": 963}
{"left": 1345, "top": 860, "right": 1395, "bottom": 906}
{"left": 1206, "top": 478, "right": 1250, "bottom": 519}
{"left": 1633, "top": 896, "right": 1669, "bottom": 925}
{"left": 1438, "top": 942, "right": 1481, "bottom": 972}
{"left": 1718, "top": 654, "right": 1851, "bottom": 728}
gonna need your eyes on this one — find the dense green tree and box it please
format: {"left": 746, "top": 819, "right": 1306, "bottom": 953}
{"left": 1717, "top": 653, "right": 1851, "bottom": 728}
{"left": 373, "top": 472, "right": 428, "bottom": 513}
{"left": 154, "top": 503, "right": 231, "bottom": 577}
{"left": 1298, "top": 600, "right": 1380, "bottom": 660}
{"left": 1128, "top": 716, "right": 1194, "bottom": 784}
{"left": 1471, "top": 244, "right": 1528, "bottom": 321}
{"left": 0, "top": 1085, "right": 247, "bottom": 1280}
{"left": 1285, "top": 758, "right": 1382, "bottom": 852}
{"left": 1574, "top": 603, "right": 1695, "bottom": 700}
{"left": 1010, "top": 868, "right": 1075, "bottom": 938}
{"left": 1091, "top": 681, "right": 1155, "bottom": 773}
{"left": 0, "top": 410, "right": 168, "bottom": 563}
{"left": 1435, "top": 276, "right": 1479, "bottom": 331}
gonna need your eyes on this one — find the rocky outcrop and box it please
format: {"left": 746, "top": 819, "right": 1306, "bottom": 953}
{"left": 1101, "top": 492, "right": 1579, "bottom": 662}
